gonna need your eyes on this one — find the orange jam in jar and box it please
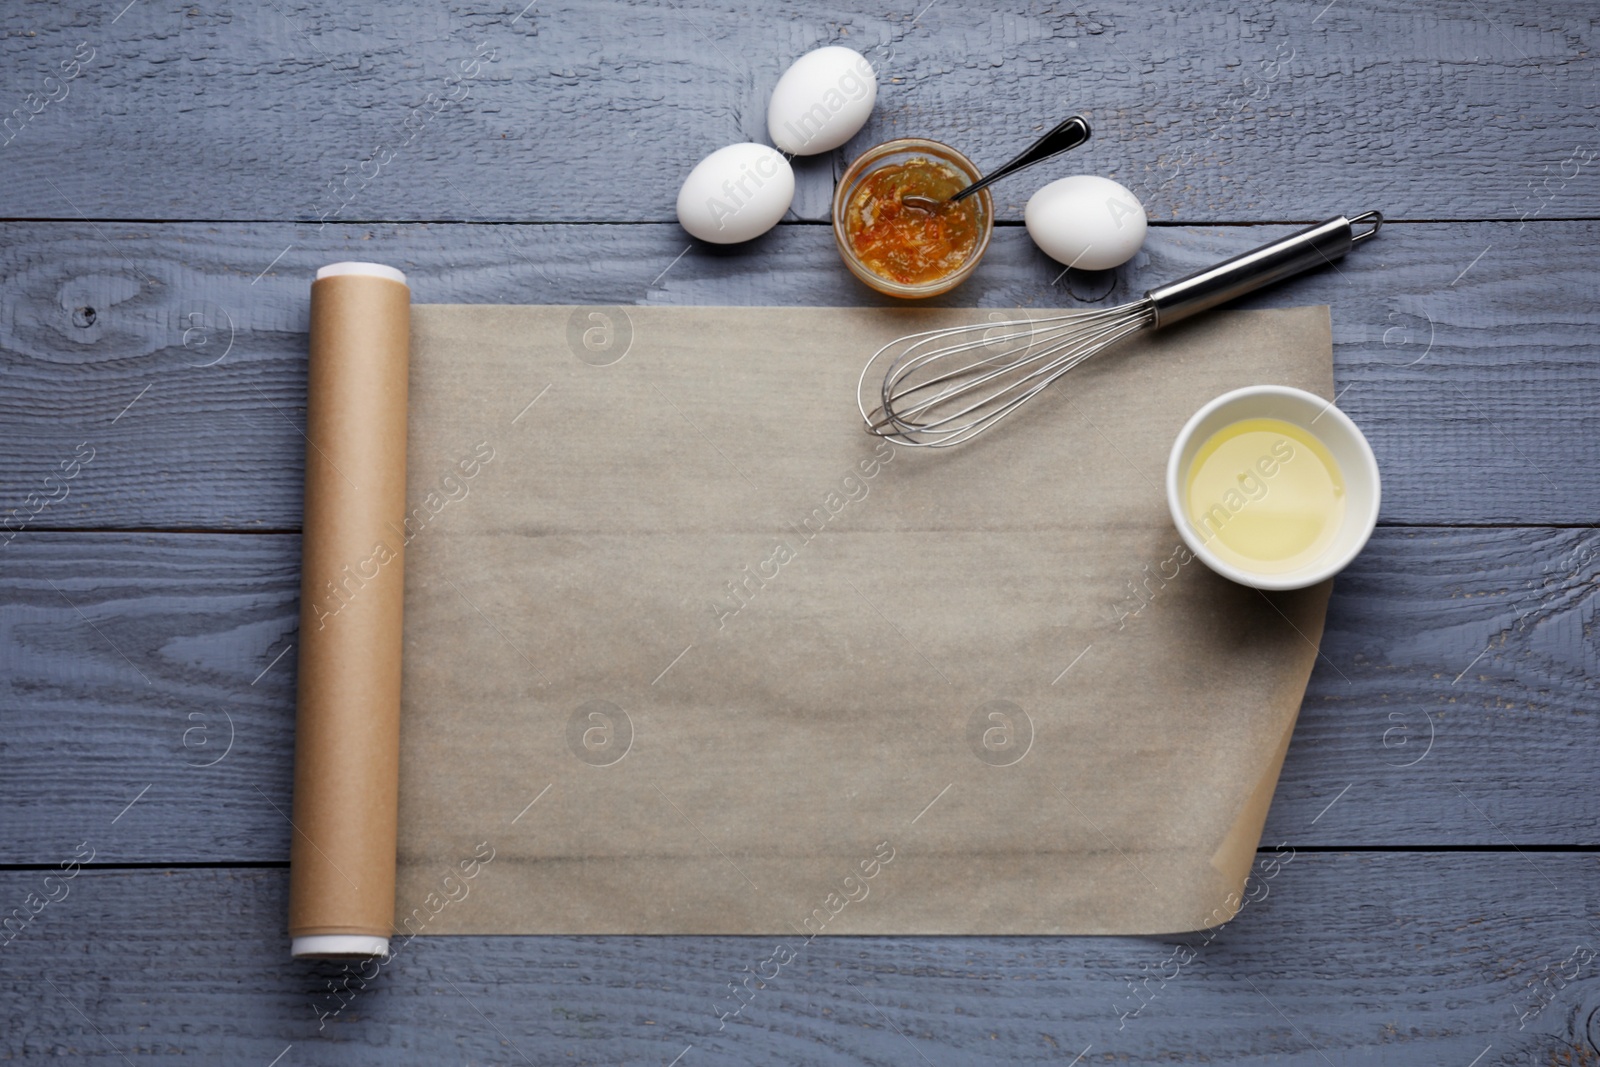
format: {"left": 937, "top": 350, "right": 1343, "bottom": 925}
{"left": 843, "top": 157, "right": 984, "bottom": 286}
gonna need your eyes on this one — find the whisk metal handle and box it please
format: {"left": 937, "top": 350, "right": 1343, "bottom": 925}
{"left": 1145, "top": 211, "right": 1383, "bottom": 328}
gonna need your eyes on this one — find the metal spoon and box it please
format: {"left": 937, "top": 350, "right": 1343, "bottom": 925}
{"left": 902, "top": 115, "right": 1092, "bottom": 211}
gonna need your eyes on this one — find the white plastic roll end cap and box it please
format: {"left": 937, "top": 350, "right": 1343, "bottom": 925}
{"left": 291, "top": 934, "right": 391, "bottom": 959}
{"left": 315, "top": 262, "right": 407, "bottom": 285}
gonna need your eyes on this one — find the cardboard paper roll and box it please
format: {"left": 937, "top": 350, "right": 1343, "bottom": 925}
{"left": 288, "top": 262, "right": 411, "bottom": 959}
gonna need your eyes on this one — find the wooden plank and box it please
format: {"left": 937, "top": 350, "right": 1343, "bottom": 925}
{"left": 0, "top": 219, "right": 1596, "bottom": 529}
{"left": 1, "top": 527, "right": 1593, "bottom": 865}
{"left": 0, "top": 533, "right": 299, "bottom": 865}
{"left": 2, "top": 857, "right": 1597, "bottom": 1062}
{"left": 0, "top": 1, "right": 1595, "bottom": 223}
{"left": 1262, "top": 524, "right": 1600, "bottom": 848}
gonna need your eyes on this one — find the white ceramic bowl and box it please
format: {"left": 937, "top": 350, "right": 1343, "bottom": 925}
{"left": 1166, "top": 385, "right": 1380, "bottom": 591}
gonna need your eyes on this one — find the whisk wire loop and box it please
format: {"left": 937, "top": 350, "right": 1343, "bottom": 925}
{"left": 860, "top": 303, "right": 1155, "bottom": 447}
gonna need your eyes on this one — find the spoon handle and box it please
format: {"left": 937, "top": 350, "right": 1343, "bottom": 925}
{"left": 951, "top": 115, "right": 1092, "bottom": 202}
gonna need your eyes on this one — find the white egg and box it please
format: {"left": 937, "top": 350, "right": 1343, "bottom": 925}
{"left": 676, "top": 143, "right": 795, "bottom": 244}
{"left": 767, "top": 46, "right": 877, "bottom": 156}
{"left": 1024, "top": 175, "right": 1148, "bottom": 271}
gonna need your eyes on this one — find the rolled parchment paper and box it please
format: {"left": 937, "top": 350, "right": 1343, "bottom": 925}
{"left": 288, "top": 262, "right": 411, "bottom": 959}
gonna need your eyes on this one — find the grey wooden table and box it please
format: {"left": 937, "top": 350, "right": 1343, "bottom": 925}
{"left": 2, "top": 1, "right": 1597, "bottom": 1063}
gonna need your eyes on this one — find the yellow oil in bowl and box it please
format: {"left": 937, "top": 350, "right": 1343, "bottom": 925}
{"left": 1185, "top": 417, "right": 1346, "bottom": 575}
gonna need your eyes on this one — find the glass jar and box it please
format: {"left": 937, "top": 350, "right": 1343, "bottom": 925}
{"left": 833, "top": 138, "right": 994, "bottom": 299}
